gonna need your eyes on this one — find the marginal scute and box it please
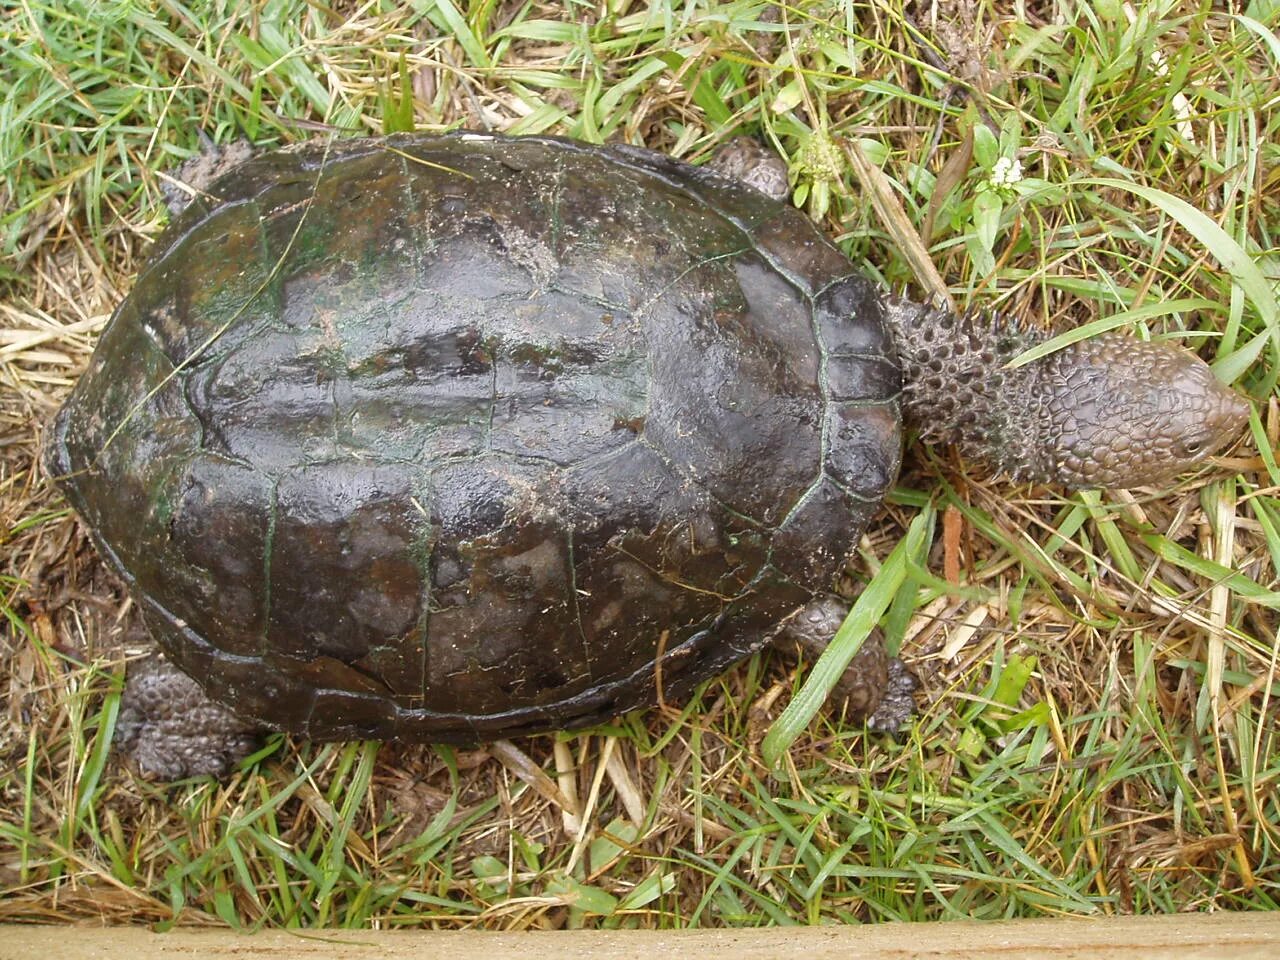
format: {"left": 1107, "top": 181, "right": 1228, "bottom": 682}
{"left": 309, "top": 688, "right": 397, "bottom": 741}
{"left": 695, "top": 572, "right": 812, "bottom": 667}
{"left": 606, "top": 142, "right": 780, "bottom": 231}
{"left": 48, "top": 133, "right": 904, "bottom": 741}
{"left": 167, "top": 456, "right": 272, "bottom": 657}
{"left": 772, "top": 477, "right": 880, "bottom": 588}
{"left": 814, "top": 276, "right": 894, "bottom": 356}
{"left": 750, "top": 209, "right": 853, "bottom": 296}
{"left": 54, "top": 321, "right": 200, "bottom": 609}
{"left": 145, "top": 604, "right": 317, "bottom": 737}
{"left": 824, "top": 402, "right": 902, "bottom": 501}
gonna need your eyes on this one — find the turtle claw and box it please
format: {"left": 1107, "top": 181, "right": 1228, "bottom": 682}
{"left": 862, "top": 658, "right": 918, "bottom": 732}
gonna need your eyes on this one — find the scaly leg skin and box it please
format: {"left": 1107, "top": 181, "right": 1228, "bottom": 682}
{"left": 707, "top": 137, "right": 791, "bottom": 201}
{"left": 160, "top": 131, "right": 255, "bottom": 217}
{"left": 782, "top": 596, "right": 918, "bottom": 732}
{"left": 116, "top": 654, "right": 260, "bottom": 780}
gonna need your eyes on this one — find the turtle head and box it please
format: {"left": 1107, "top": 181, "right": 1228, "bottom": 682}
{"left": 1041, "top": 332, "right": 1250, "bottom": 488}
{"left": 886, "top": 299, "right": 1249, "bottom": 491}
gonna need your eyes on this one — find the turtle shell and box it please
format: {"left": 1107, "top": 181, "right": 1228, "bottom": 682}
{"left": 46, "top": 133, "right": 902, "bottom": 742}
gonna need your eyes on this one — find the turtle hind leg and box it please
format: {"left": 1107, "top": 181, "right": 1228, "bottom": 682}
{"left": 782, "top": 595, "right": 918, "bottom": 732}
{"left": 116, "top": 654, "right": 261, "bottom": 780}
{"left": 160, "top": 132, "right": 256, "bottom": 217}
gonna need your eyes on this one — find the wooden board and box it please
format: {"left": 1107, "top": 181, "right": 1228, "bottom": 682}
{"left": 2, "top": 913, "right": 1278, "bottom": 959}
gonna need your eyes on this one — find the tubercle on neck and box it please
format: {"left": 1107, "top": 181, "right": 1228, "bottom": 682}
{"left": 881, "top": 296, "right": 1054, "bottom": 484}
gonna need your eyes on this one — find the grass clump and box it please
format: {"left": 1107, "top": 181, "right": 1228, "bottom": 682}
{"left": 2, "top": 0, "right": 1279, "bottom": 929}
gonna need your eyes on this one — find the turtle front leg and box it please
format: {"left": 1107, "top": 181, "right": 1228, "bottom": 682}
{"left": 781, "top": 595, "right": 918, "bottom": 732}
{"left": 707, "top": 137, "right": 790, "bottom": 200}
{"left": 116, "top": 654, "right": 261, "bottom": 780}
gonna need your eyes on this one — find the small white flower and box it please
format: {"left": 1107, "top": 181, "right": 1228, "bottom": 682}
{"left": 990, "top": 156, "right": 1023, "bottom": 188}
{"left": 1150, "top": 46, "right": 1170, "bottom": 77}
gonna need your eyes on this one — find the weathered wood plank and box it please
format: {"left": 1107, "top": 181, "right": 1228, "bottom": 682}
{"left": 2, "top": 913, "right": 1278, "bottom": 960}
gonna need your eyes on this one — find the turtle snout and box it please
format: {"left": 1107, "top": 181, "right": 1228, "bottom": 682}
{"left": 1115, "top": 386, "right": 1249, "bottom": 486}
{"left": 1045, "top": 334, "right": 1250, "bottom": 489}
{"left": 1167, "top": 367, "right": 1250, "bottom": 465}
{"left": 1214, "top": 389, "right": 1252, "bottom": 448}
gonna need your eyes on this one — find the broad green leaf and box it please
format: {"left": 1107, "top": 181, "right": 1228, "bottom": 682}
{"left": 973, "top": 189, "right": 1002, "bottom": 257}
{"left": 546, "top": 874, "right": 619, "bottom": 916}
{"left": 972, "top": 123, "right": 999, "bottom": 168}
{"left": 617, "top": 870, "right": 677, "bottom": 910}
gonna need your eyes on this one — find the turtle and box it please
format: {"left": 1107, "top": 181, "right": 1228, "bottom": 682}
{"left": 43, "top": 132, "right": 1249, "bottom": 779}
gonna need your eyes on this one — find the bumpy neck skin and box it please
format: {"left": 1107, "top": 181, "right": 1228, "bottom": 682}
{"left": 882, "top": 297, "right": 1250, "bottom": 489}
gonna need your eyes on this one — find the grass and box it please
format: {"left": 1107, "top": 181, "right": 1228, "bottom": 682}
{"left": 2, "top": 0, "right": 1279, "bottom": 930}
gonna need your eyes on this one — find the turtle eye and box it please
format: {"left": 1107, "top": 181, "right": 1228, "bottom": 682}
{"left": 1180, "top": 439, "right": 1203, "bottom": 456}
